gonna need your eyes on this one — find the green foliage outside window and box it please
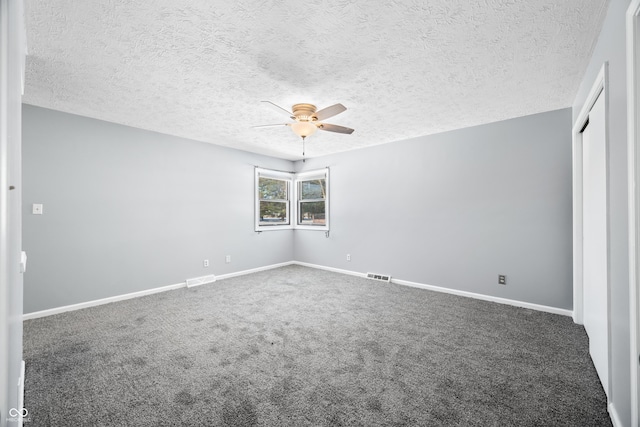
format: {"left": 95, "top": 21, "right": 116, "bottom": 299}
{"left": 259, "top": 178, "right": 287, "bottom": 200}
{"left": 299, "top": 179, "right": 326, "bottom": 225}
{"left": 259, "top": 177, "right": 288, "bottom": 224}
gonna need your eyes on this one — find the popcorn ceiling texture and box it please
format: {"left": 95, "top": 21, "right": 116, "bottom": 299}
{"left": 23, "top": 0, "right": 609, "bottom": 160}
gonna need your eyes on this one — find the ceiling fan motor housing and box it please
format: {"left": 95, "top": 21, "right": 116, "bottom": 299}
{"left": 292, "top": 103, "right": 318, "bottom": 121}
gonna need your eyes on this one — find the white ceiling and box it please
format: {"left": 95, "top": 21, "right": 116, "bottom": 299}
{"left": 23, "top": 0, "right": 609, "bottom": 161}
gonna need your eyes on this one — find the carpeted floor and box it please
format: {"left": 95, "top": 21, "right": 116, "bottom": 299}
{"left": 23, "top": 265, "right": 610, "bottom": 426}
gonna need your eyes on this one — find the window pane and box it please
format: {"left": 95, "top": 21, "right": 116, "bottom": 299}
{"left": 260, "top": 201, "right": 288, "bottom": 224}
{"left": 300, "top": 179, "right": 325, "bottom": 200}
{"left": 299, "top": 201, "right": 325, "bottom": 225}
{"left": 259, "top": 178, "right": 287, "bottom": 200}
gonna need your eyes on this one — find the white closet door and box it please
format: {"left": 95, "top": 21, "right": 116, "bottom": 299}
{"left": 582, "top": 91, "right": 609, "bottom": 397}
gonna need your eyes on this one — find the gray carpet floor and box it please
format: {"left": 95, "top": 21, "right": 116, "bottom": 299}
{"left": 23, "top": 265, "right": 610, "bottom": 426}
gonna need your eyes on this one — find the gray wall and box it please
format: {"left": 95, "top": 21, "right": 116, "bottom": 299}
{"left": 295, "top": 109, "right": 573, "bottom": 310}
{"left": 572, "top": 0, "right": 631, "bottom": 424}
{"left": 23, "top": 106, "right": 574, "bottom": 314}
{"left": 22, "top": 105, "right": 294, "bottom": 313}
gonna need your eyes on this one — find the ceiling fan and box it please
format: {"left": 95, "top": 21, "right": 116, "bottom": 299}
{"left": 255, "top": 101, "right": 354, "bottom": 159}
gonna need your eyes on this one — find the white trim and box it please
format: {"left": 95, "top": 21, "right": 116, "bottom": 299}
{"left": 22, "top": 260, "right": 574, "bottom": 323}
{"left": 571, "top": 63, "right": 613, "bottom": 402}
{"left": 255, "top": 167, "right": 294, "bottom": 180}
{"left": 295, "top": 169, "right": 328, "bottom": 179}
{"left": 216, "top": 261, "right": 294, "bottom": 281}
{"left": 1, "top": 2, "right": 25, "bottom": 424}
{"left": 294, "top": 167, "right": 330, "bottom": 231}
{"left": 572, "top": 120, "right": 584, "bottom": 324}
{"left": 22, "top": 281, "right": 187, "bottom": 320}
{"left": 393, "top": 278, "right": 573, "bottom": 317}
{"left": 572, "top": 63, "right": 609, "bottom": 325}
{"left": 18, "top": 0, "right": 25, "bottom": 95}
{"left": 292, "top": 261, "right": 572, "bottom": 316}
{"left": 255, "top": 167, "right": 331, "bottom": 232}
{"left": 609, "top": 402, "right": 624, "bottom": 427}
{"left": 292, "top": 261, "right": 368, "bottom": 279}
{"left": 255, "top": 167, "right": 294, "bottom": 231}
{"left": 0, "top": 1, "right": 11, "bottom": 421}
{"left": 627, "top": 1, "right": 640, "bottom": 425}
{"left": 17, "top": 360, "right": 24, "bottom": 427}
{"left": 22, "top": 262, "right": 297, "bottom": 320}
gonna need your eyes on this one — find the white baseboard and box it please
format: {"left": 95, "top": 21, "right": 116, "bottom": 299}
{"left": 293, "top": 261, "right": 573, "bottom": 317}
{"left": 572, "top": 312, "right": 583, "bottom": 325}
{"left": 393, "top": 277, "right": 573, "bottom": 317}
{"left": 23, "top": 260, "right": 572, "bottom": 320}
{"left": 23, "top": 281, "right": 187, "bottom": 320}
{"left": 608, "top": 402, "right": 623, "bottom": 427}
{"left": 216, "top": 261, "right": 294, "bottom": 281}
{"left": 22, "top": 261, "right": 295, "bottom": 320}
{"left": 292, "top": 261, "right": 368, "bottom": 279}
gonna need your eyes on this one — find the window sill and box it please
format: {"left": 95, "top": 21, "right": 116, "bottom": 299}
{"left": 255, "top": 225, "right": 293, "bottom": 232}
{"left": 295, "top": 225, "right": 329, "bottom": 231}
{"left": 255, "top": 226, "right": 329, "bottom": 232}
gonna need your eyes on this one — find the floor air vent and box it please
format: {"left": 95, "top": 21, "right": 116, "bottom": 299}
{"left": 186, "top": 274, "right": 216, "bottom": 288}
{"left": 366, "top": 272, "right": 391, "bottom": 282}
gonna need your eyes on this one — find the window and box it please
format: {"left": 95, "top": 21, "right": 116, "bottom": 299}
{"left": 255, "top": 167, "right": 329, "bottom": 231}
{"left": 297, "top": 170, "right": 328, "bottom": 229}
{"left": 255, "top": 169, "right": 292, "bottom": 230}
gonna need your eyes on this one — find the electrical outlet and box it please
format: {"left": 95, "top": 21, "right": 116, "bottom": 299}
{"left": 225, "top": 255, "right": 231, "bottom": 263}
{"left": 203, "top": 259, "right": 209, "bottom": 268}
{"left": 498, "top": 275, "right": 506, "bottom": 285}
{"left": 346, "top": 254, "right": 351, "bottom": 261}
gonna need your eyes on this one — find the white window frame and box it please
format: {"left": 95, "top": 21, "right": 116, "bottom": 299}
{"left": 294, "top": 168, "right": 330, "bottom": 231}
{"left": 255, "top": 168, "right": 294, "bottom": 231}
{"left": 254, "top": 167, "right": 330, "bottom": 232}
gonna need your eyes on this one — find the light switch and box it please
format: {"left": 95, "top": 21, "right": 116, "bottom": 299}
{"left": 32, "top": 204, "right": 43, "bottom": 215}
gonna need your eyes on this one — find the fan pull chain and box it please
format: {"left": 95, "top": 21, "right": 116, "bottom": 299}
{"left": 302, "top": 136, "right": 306, "bottom": 162}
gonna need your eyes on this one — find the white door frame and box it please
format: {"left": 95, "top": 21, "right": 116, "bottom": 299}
{"left": 627, "top": 2, "right": 640, "bottom": 426}
{"left": 571, "top": 63, "right": 612, "bottom": 401}
{"left": 0, "top": 1, "right": 9, "bottom": 421}
{"left": 0, "top": 1, "right": 25, "bottom": 426}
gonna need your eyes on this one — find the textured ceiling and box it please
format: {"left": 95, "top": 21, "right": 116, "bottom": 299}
{"left": 23, "top": 0, "right": 609, "bottom": 161}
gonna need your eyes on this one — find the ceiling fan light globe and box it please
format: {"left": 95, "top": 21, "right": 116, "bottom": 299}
{"left": 291, "top": 121, "right": 318, "bottom": 138}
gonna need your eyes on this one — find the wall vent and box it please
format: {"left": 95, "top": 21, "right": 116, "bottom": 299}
{"left": 366, "top": 272, "right": 391, "bottom": 282}
{"left": 186, "top": 274, "right": 216, "bottom": 288}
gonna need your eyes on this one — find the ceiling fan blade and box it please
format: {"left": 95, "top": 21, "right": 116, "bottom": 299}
{"left": 252, "top": 123, "right": 289, "bottom": 128}
{"left": 261, "top": 100, "right": 294, "bottom": 118}
{"left": 314, "top": 103, "right": 347, "bottom": 121}
{"left": 318, "top": 123, "right": 354, "bottom": 134}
